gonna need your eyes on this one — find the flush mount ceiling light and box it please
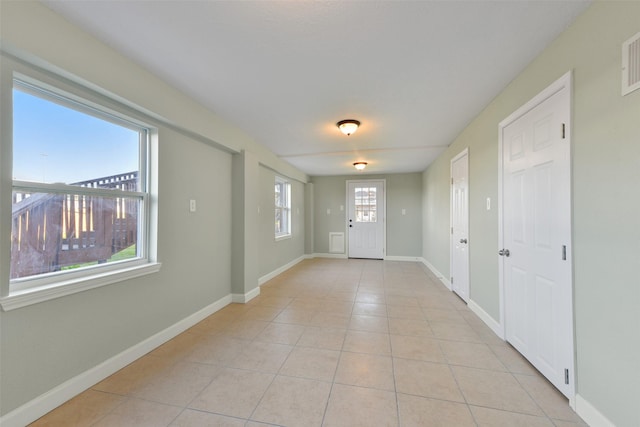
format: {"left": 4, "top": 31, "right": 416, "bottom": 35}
{"left": 353, "top": 162, "right": 367, "bottom": 171}
{"left": 337, "top": 119, "right": 360, "bottom": 136}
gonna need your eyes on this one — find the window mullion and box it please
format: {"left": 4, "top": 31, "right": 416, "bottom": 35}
{"left": 12, "top": 181, "right": 145, "bottom": 199}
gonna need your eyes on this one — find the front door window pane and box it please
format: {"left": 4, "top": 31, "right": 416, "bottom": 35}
{"left": 354, "top": 187, "right": 377, "bottom": 222}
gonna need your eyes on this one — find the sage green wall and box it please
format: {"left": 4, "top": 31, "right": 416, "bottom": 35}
{"left": 304, "top": 182, "right": 315, "bottom": 255}
{"left": 386, "top": 174, "right": 423, "bottom": 257}
{"left": 312, "top": 175, "right": 347, "bottom": 254}
{"left": 421, "top": 157, "right": 453, "bottom": 281}
{"left": 258, "top": 166, "right": 305, "bottom": 277}
{"left": 421, "top": 2, "right": 640, "bottom": 425}
{"left": 312, "top": 173, "right": 422, "bottom": 257}
{"left": 231, "top": 150, "right": 261, "bottom": 295}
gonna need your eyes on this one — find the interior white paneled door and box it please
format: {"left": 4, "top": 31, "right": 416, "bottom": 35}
{"left": 451, "top": 149, "right": 469, "bottom": 302}
{"left": 499, "top": 72, "right": 574, "bottom": 398}
{"left": 347, "top": 180, "right": 385, "bottom": 259}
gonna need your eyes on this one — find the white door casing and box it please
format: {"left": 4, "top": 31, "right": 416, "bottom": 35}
{"left": 498, "top": 71, "right": 575, "bottom": 399}
{"left": 347, "top": 180, "right": 385, "bottom": 259}
{"left": 451, "top": 149, "right": 470, "bottom": 302}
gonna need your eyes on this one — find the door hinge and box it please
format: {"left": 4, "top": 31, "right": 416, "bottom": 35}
{"left": 562, "top": 245, "right": 567, "bottom": 261}
{"left": 562, "top": 123, "right": 566, "bottom": 139}
{"left": 564, "top": 369, "right": 569, "bottom": 385}
{"left": 451, "top": 177, "right": 454, "bottom": 185}
{"left": 451, "top": 227, "right": 454, "bottom": 235}
{"left": 450, "top": 277, "right": 454, "bottom": 285}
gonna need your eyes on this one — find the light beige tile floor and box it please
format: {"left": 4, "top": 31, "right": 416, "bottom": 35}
{"left": 29, "top": 259, "right": 588, "bottom": 426}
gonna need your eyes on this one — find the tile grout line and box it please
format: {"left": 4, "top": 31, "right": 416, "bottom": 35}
{"left": 319, "top": 262, "right": 364, "bottom": 427}
{"left": 388, "top": 280, "right": 402, "bottom": 427}
{"left": 244, "top": 304, "right": 295, "bottom": 425}
{"left": 512, "top": 371, "right": 562, "bottom": 425}
{"left": 439, "top": 339, "right": 479, "bottom": 427}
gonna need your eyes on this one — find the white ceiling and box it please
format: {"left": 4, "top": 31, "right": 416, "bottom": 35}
{"left": 43, "top": 0, "right": 591, "bottom": 176}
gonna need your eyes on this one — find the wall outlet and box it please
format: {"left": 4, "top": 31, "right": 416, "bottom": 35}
{"left": 486, "top": 197, "right": 491, "bottom": 211}
{"left": 189, "top": 199, "right": 196, "bottom": 212}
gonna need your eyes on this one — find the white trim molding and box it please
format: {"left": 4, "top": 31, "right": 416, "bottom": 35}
{"left": 258, "top": 255, "right": 306, "bottom": 285}
{"left": 312, "top": 252, "right": 348, "bottom": 259}
{"left": 0, "top": 294, "right": 232, "bottom": 427}
{"left": 420, "top": 257, "right": 452, "bottom": 291}
{"left": 231, "top": 286, "right": 260, "bottom": 303}
{"left": 384, "top": 256, "right": 422, "bottom": 262}
{"left": 1, "top": 262, "right": 162, "bottom": 311}
{"left": 468, "top": 299, "right": 505, "bottom": 340}
{"left": 575, "top": 394, "right": 616, "bottom": 427}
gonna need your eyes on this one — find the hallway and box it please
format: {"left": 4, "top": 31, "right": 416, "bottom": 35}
{"left": 31, "top": 259, "right": 587, "bottom": 426}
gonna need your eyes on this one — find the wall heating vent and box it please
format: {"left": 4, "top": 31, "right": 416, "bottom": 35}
{"left": 329, "top": 232, "right": 345, "bottom": 254}
{"left": 622, "top": 31, "right": 640, "bottom": 96}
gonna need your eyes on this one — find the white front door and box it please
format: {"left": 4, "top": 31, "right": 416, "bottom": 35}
{"left": 500, "top": 72, "right": 574, "bottom": 398}
{"left": 347, "top": 180, "right": 385, "bottom": 259}
{"left": 451, "top": 149, "right": 469, "bottom": 302}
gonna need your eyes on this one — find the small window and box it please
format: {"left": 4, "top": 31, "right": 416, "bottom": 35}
{"left": 275, "top": 177, "right": 291, "bottom": 239}
{"left": 10, "top": 79, "right": 151, "bottom": 291}
{"left": 354, "top": 187, "right": 378, "bottom": 222}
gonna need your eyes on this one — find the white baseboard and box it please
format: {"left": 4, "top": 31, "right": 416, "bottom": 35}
{"left": 419, "top": 257, "right": 452, "bottom": 291}
{"left": 232, "top": 286, "right": 260, "bottom": 303}
{"left": 420, "top": 257, "right": 504, "bottom": 340}
{"left": 0, "top": 294, "right": 232, "bottom": 427}
{"left": 312, "top": 252, "right": 348, "bottom": 259}
{"left": 313, "top": 254, "right": 423, "bottom": 262}
{"left": 575, "top": 394, "right": 616, "bottom": 427}
{"left": 384, "top": 256, "right": 422, "bottom": 262}
{"left": 258, "top": 255, "right": 306, "bottom": 285}
{"left": 468, "top": 299, "right": 505, "bottom": 340}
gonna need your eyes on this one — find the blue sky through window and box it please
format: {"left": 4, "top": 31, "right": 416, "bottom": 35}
{"left": 13, "top": 88, "right": 140, "bottom": 184}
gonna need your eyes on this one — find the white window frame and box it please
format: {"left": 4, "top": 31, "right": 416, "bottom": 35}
{"left": 0, "top": 56, "right": 160, "bottom": 311}
{"left": 274, "top": 176, "right": 291, "bottom": 240}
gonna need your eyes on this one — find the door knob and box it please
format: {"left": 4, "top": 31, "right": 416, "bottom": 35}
{"left": 460, "top": 239, "right": 467, "bottom": 244}
{"left": 498, "top": 249, "right": 510, "bottom": 257}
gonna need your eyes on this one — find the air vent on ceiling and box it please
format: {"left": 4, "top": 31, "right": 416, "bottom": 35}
{"left": 622, "top": 31, "right": 640, "bottom": 96}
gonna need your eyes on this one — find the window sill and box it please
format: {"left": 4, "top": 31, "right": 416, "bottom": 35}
{"left": 275, "top": 234, "right": 292, "bottom": 242}
{"left": 0, "top": 262, "right": 162, "bottom": 311}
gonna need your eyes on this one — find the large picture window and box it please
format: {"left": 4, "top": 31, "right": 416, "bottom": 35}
{"left": 274, "top": 177, "right": 291, "bottom": 239}
{"left": 9, "top": 78, "right": 152, "bottom": 293}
